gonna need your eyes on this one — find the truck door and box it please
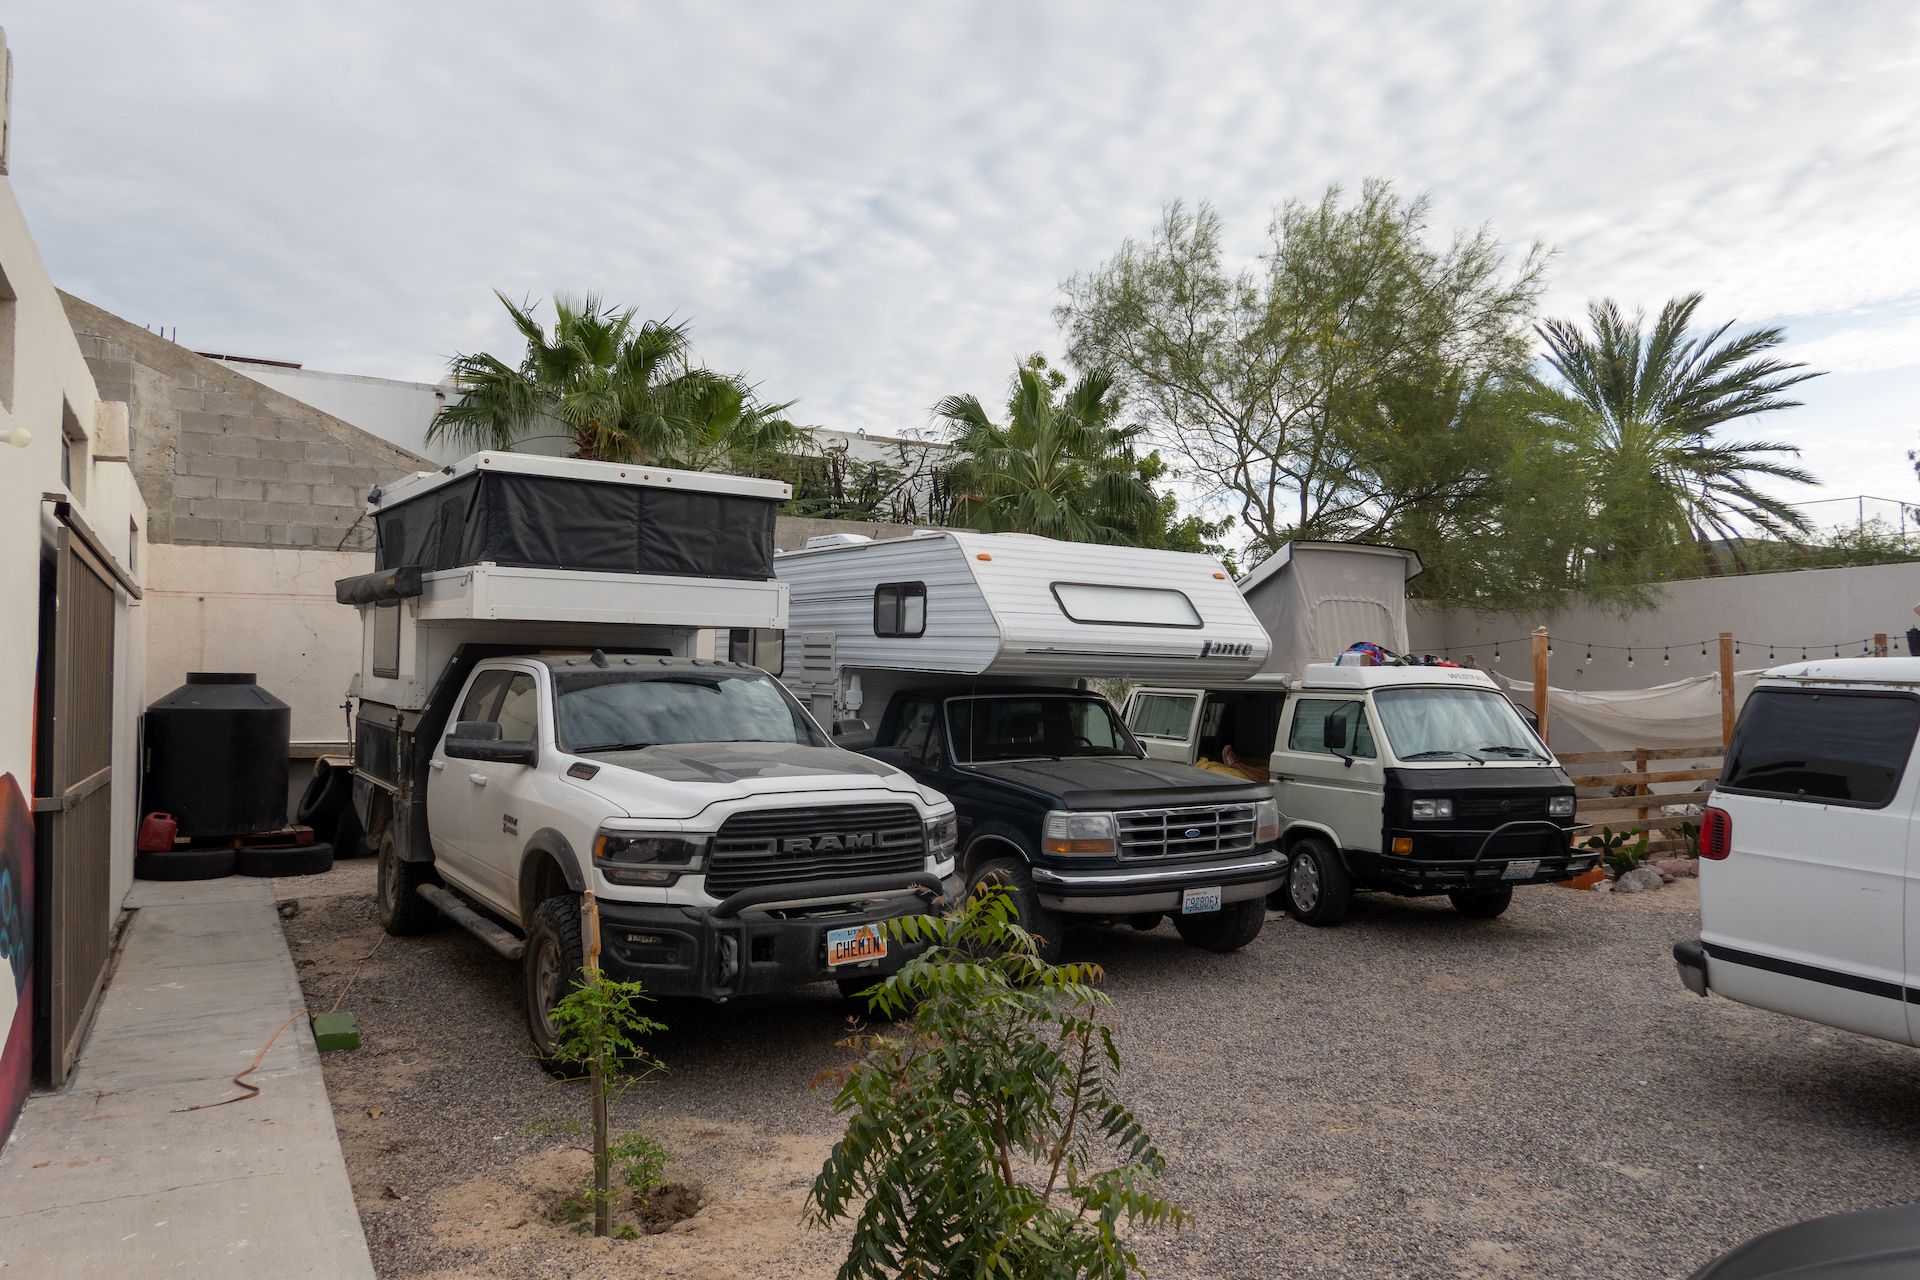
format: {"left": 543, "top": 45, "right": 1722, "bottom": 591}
{"left": 459, "top": 669, "right": 543, "bottom": 913}
{"left": 428, "top": 667, "right": 532, "bottom": 913}
{"left": 1123, "top": 690, "right": 1201, "bottom": 763}
{"left": 1272, "top": 696, "right": 1384, "bottom": 855}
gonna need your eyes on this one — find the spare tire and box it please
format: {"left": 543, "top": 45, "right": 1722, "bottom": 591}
{"left": 235, "top": 841, "right": 335, "bottom": 878}
{"left": 295, "top": 763, "right": 349, "bottom": 829}
{"left": 135, "top": 847, "right": 237, "bottom": 881}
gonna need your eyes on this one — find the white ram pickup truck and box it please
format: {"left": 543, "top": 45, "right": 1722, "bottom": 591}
{"left": 340, "top": 453, "right": 958, "bottom": 1063}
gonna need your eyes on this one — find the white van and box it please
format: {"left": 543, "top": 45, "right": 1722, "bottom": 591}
{"left": 1674, "top": 659, "right": 1920, "bottom": 1047}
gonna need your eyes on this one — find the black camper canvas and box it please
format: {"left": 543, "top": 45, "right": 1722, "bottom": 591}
{"left": 374, "top": 471, "right": 778, "bottom": 580}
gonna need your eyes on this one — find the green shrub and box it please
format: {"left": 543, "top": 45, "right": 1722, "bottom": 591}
{"left": 808, "top": 883, "right": 1185, "bottom": 1279}
{"left": 1583, "top": 825, "right": 1651, "bottom": 877}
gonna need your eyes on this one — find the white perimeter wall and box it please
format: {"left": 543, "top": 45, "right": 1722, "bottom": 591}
{"left": 1407, "top": 560, "right": 1920, "bottom": 690}
{"left": 145, "top": 545, "right": 370, "bottom": 747}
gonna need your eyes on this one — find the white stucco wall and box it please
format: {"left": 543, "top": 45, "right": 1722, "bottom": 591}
{"left": 144, "top": 544, "right": 371, "bottom": 747}
{"left": 1407, "top": 560, "right": 1920, "bottom": 689}
{"left": 0, "top": 67, "right": 148, "bottom": 930}
{"left": 208, "top": 360, "right": 462, "bottom": 465}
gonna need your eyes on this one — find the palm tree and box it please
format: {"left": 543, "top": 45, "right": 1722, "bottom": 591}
{"left": 1534, "top": 293, "right": 1823, "bottom": 577}
{"left": 427, "top": 292, "right": 765, "bottom": 464}
{"left": 934, "top": 357, "right": 1159, "bottom": 543}
{"left": 653, "top": 372, "right": 806, "bottom": 476}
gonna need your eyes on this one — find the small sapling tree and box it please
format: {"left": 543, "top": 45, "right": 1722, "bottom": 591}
{"left": 809, "top": 883, "right": 1185, "bottom": 1278}
{"left": 545, "top": 893, "right": 668, "bottom": 1237}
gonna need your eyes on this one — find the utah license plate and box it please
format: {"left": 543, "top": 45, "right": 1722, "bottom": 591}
{"left": 1501, "top": 859, "right": 1541, "bottom": 882}
{"left": 826, "top": 923, "right": 888, "bottom": 968}
{"left": 1181, "top": 886, "right": 1222, "bottom": 914}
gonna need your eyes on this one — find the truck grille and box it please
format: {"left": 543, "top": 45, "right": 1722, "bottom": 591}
{"left": 704, "top": 803, "right": 926, "bottom": 898}
{"left": 1115, "top": 804, "right": 1258, "bottom": 860}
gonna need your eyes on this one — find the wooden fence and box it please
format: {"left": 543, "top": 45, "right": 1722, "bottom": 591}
{"left": 1558, "top": 742, "right": 1725, "bottom": 855}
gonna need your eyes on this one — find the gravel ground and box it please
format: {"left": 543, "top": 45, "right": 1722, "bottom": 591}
{"left": 278, "top": 867, "right": 1920, "bottom": 1279}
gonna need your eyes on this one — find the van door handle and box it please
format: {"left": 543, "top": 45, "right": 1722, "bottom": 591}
{"left": 468, "top": 772, "right": 488, "bottom": 787}
{"left": 430, "top": 760, "right": 445, "bottom": 771}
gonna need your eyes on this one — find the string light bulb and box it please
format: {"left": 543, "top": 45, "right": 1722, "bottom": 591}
{"left": 1701, "top": 642, "right": 1708, "bottom": 657}
{"left": 1663, "top": 647, "right": 1670, "bottom": 665}
{"left": 1585, "top": 646, "right": 1593, "bottom": 666}
{"left": 1627, "top": 649, "right": 1634, "bottom": 667}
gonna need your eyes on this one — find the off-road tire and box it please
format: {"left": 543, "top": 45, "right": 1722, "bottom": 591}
{"left": 524, "top": 895, "right": 584, "bottom": 1073}
{"left": 133, "top": 847, "right": 235, "bottom": 881}
{"left": 376, "top": 816, "right": 441, "bottom": 936}
{"left": 970, "top": 856, "right": 1066, "bottom": 963}
{"left": 1285, "top": 837, "right": 1353, "bottom": 926}
{"left": 1449, "top": 886, "right": 1513, "bottom": 919}
{"left": 1172, "top": 898, "right": 1267, "bottom": 953}
{"left": 235, "top": 841, "right": 333, "bottom": 877}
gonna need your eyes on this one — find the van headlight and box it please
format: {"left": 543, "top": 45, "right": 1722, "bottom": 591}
{"left": 1411, "top": 798, "right": 1453, "bottom": 821}
{"left": 1043, "top": 810, "right": 1117, "bottom": 856}
{"left": 593, "top": 830, "right": 708, "bottom": 886}
{"left": 1548, "top": 795, "right": 1576, "bottom": 818}
{"left": 925, "top": 813, "right": 958, "bottom": 868}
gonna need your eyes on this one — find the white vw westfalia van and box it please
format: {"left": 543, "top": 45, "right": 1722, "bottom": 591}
{"left": 1675, "top": 658, "right": 1920, "bottom": 1047}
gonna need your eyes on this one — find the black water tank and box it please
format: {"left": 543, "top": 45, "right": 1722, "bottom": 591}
{"left": 143, "top": 673, "right": 291, "bottom": 838}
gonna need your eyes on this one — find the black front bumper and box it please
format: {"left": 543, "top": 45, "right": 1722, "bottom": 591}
{"left": 596, "top": 872, "right": 960, "bottom": 1000}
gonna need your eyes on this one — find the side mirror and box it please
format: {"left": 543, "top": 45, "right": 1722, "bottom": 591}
{"left": 864, "top": 745, "right": 914, "bottom": 771}
{"left": 445, "top": 730, "right": 537, "bottom": 766}
{"left": 1321, "top": 708, "right": 1352, "bottom": 753}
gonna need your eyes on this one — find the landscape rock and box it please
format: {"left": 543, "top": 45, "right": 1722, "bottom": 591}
{"left": 1612, "top": 866, "right": 1666, "bottom": 894}
{"left": 1654, "top": 857, "right": 1699, "bottom": 879}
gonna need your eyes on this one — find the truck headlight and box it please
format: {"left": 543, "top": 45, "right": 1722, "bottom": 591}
{"left": 1042, "top": 810, "right": 1117, "bottom": 856}
{"left": 1254, "top": 798, "right": 1280, "bottom": 844}
{"left": 1411, "top": 798, "right": 1453, "bottom": 821}
{"left": 593, "top": 830, "right": 708, "bottom": 886}
{"left": 1548, "top": 795, "right": 1575, "bottom": 818}
{"left": 925, "top": 813, "right": 958, "bottom": 866}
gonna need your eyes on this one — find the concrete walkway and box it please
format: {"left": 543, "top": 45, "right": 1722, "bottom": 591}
{"left": 0, "top": 875, "right": 374, "bottom": 1279}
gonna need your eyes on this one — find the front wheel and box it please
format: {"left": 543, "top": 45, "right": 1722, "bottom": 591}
{"left": 1284, "top": 838, "right": 1353, "bottom": 926}
{"left": 1172, "top": 899, "right": 1266, "bottom": 953}
{"left": 376, "top": 811, "right": 440, "bottom": 936}
{"left": 524, "top": 895, "right": 584, "bottom": 1072}
{"left": 1448, "top": 886, "right": 1513, "bottom": 919}
{"left": 970, "top": 856, "right": 1066, "bottom": 963}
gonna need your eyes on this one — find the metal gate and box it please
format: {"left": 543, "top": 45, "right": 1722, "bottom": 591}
{"left": 35, "top": 528, "right": 117, "bottom": 1085}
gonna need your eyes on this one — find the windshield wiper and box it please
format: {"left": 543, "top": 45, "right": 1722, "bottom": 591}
{"left": 1401, "top": 749, "right": 1484, "bottom": 763}
{"left": 575, "top": 741, "right": 659, "bottom": 754}
{"left": 1478, "top": 745, "right": 1546, "bottom": 760}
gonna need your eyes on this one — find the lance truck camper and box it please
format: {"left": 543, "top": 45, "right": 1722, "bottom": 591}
{"left": 773, "top": 530, "right": 1287, "bottom": 960}
{"left": 339, "top": 454, "right": 958, "bottom": 1063}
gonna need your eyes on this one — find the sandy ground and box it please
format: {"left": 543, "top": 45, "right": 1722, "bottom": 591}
{"left": 278, "top": 868, "right": 1920, "bottom": 1279}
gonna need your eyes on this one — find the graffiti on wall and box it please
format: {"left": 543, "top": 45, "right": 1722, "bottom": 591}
{"left": 0, "top": 773, "right": 32, "bottom": 1146}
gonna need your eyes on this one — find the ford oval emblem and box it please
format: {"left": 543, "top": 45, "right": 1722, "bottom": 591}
{"left": 1184, "top": 827, "right": 1202, "bottom": 839}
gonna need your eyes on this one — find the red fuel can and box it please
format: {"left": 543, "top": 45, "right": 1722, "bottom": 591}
{"left": 137, "top": 811, "right": 179, "bottom": 853}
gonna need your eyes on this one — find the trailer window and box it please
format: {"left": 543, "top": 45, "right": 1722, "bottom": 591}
{"left": 1722, "top": 689, "right": 1920, "bottom": 808}
{"left": 1128, "top": 693, "right": 1197, "bottom": 740}
{"left": 1051, "top": 582, "right": 1201, "bottom": 628}
{"left": 371, "top": 604, "right": 401, "bottom": 678}
{"left": 725, "top": 627, "right": 785, "bottom": 676}
{"left": 873, "top": 582, "right": 927, "bottom": 638}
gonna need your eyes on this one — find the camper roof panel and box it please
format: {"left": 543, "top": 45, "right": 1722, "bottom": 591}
{"left": 374, "top": 451, "right": 792, "bottom": 509}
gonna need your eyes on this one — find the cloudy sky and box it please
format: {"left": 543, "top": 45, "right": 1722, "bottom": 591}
{"left": 8, "top": 2, "right": 1920, "bottom": 531}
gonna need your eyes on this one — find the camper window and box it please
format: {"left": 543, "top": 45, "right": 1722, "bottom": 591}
{"left": 1287, "top": 698, "right": 1376, "bottom": 759}
{"left": 726, "top": 627, "right": 786, "bottom": 676}
{"left": 1127, "top": 693, "right": 1197, "bottom": 740}
{"left": 372, "top": 603, "right": 401, "bottom": 678}
{"left": 1050, "top": 582, "right": 1201, "bottom": 629}
{"left": 873, "top": 581, "right": 927, "bottom": 638}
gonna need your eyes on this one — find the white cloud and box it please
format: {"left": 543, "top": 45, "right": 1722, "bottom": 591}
{"left": 1783, "top": 314, "right": 1920, "bottom": 375}
{"left": 3, "top": 0, "right": 1917, "bottom": 500}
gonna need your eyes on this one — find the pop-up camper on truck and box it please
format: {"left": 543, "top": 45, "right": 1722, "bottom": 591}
{"left": 773, "top": 530, "right": 1287, "bottom": 961}
{"left": 338, "top": 454, "right": 958, "bottom": 1065}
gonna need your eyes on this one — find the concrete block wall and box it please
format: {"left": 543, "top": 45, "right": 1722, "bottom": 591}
{"left": 60, "top": 292, "right": 429, "bottom": 551}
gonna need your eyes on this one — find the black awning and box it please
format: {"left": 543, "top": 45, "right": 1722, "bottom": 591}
{"left": 336, "top": 564, "right": 424, "bottom": 605}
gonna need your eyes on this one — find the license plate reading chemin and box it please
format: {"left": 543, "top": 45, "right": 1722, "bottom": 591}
{"left": 826, "top": 923, "right": 888, "bottom": 968}
{"left": 1501, "top": 859, "right": 1541, "bottom": 882}
{"left": 1181, "top": 886, "right": 1222, "bottom": 914}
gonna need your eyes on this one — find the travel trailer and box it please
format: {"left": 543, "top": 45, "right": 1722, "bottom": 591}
{"left": 773, "top": 530, "right": 1287, "bottom": 960}
{"left": 339, "top": 454, "right": 958, "bottom": 1063}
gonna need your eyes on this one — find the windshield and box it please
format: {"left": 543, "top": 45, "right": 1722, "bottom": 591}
{"left": 946, "top": 695, "right": 1138, "bottom": 764}
{"left": 553, "top": 671, "right": 823, "bottom": 752}
{"left": 1373, "top": 688, "right": 1546, "bottom": 763}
